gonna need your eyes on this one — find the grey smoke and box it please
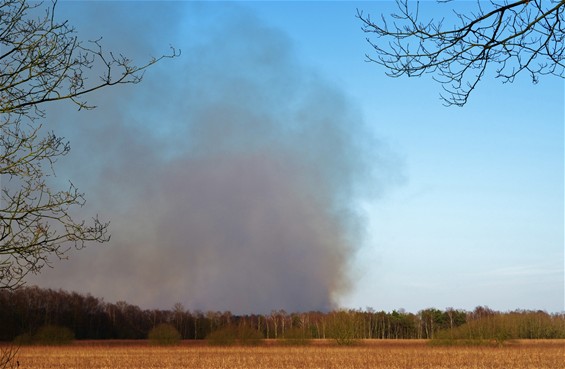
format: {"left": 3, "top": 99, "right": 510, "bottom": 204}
{"left": 29, "top": 2, "right": 400, "bottom": 313}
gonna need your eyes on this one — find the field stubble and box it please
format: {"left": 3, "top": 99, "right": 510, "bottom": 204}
{"left": 9, "top": 339, "right": 565, "bottom": 369}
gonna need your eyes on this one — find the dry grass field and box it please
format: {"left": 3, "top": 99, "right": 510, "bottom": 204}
{"left": 9, "top": 340, "right": 565, "bottom": 369}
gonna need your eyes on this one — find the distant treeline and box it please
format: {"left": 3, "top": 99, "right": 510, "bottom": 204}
{"left": 1, "top": 286, "right": 564, "bottom": 341}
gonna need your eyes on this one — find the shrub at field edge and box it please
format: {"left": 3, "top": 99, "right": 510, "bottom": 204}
{"left": 147, "top": 323, "right": 182, "bottom": 346}
{"left": 33, "top": 325, "right": 75, "bottom": 345}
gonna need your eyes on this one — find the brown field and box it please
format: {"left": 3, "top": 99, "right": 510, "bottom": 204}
{"left": 7, "top": 340, "right": 565, "bottom": 369}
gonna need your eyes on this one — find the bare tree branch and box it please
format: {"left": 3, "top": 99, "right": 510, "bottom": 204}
{"left": 358, "top": 0, "right": 565, "bottom": 106}
{"left": 0, "top": 344, "right": 18, "bottom": 369}
{"left": 1, "top": 0, "right": 179, "bottom": 294}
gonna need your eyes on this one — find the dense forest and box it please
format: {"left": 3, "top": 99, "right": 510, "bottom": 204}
{"left": 1, "top": 286, "right": 564, "bottom": 342}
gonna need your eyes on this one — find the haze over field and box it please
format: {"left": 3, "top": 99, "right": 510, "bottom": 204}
{"left": 30, "top": 2, "right": 397, "bottom": 313}
{"left": 27, "top": 1, "right": 563, "bottom": 313}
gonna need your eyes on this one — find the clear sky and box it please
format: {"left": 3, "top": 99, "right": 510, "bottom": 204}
{"left": 29, "top": 1, "right": 563, "bottom": 314}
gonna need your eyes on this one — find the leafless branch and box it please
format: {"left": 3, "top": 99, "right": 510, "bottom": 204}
{"left": 1, "top": 0, "right": 178, "bottom": 292}
{"left": 358, "top": 0, "right": 565, "bottom": 106}
{"left": 0, "top": 344, "right": 19, "bottom": 369}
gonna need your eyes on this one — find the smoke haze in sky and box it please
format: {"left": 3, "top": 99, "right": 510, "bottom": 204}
{"left": 29, "top": 2, "right": 400, "bottom": 313}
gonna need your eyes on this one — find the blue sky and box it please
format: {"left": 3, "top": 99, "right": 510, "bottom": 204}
{"left": 30, "top": 1, "right": 563, "bottom": 313}
{"left": 242, "top": 1, "right": 564, "bottom": 313}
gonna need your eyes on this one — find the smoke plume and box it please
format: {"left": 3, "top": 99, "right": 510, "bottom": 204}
{"left": 29, "top": 2, "right": 398, "bottom": 313}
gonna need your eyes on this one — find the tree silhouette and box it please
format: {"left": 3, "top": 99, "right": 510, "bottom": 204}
{"left": 0, "top": 0, "right": 178, "bottom": 290}
{"left": 358, "top": 0, "right": 564, "bottom": 106}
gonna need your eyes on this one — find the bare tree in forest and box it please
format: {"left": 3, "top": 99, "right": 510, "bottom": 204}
{"left": 0, "top": 0, "right": 177, "bottom": 292}
{"left": 357, "top": 0, "right": 565, "bottom": 106}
